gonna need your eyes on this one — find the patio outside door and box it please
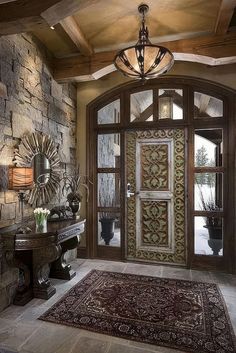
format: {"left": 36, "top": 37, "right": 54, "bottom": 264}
{"left": 125, "top": 128, "right": 186, "bottom": 265}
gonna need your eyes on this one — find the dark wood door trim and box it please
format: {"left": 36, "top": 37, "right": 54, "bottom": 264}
{"left": 86, "top": 75, "right": 236, "bottom": 273}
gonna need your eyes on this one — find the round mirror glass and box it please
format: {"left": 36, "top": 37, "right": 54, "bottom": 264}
{"left": 33, "top": 153, "right": 50, "bottom": 186}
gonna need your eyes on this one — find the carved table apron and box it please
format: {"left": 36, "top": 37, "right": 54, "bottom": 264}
{"left": 2, "top": 219, "right": 85, "bottom": 304}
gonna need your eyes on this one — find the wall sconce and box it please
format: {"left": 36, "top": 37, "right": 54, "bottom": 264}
{"left": 8, "top": 167, "right": 34, "bottom": 220}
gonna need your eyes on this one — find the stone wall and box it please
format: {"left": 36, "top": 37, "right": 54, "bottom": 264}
{"left": 0, "top": 33, "right": 77, "bottom": 311}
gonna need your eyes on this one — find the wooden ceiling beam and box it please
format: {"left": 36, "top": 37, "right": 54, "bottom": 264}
{"left": 0, "top": 0, "right": 51, "bottom": 35}
{"left": 0, "top": 0, "right": 17, "bottom": 3}
{"left": 59, "top": 16, "right": 94, "bottom": 56}
{"left": 159, "top": 32, "right": 236, "bottom": 58}
{"left": 214, "top": 0, "right": 236, "bottom": 35}
{"left": 0, "top": 0, "right": 59, "bottom": 23}
{"left": 53, "top": 33, "right": 236, "bottom": 81}
{"left": 0, "top": 0, "right": 101, "bottom": 35}
{"left": 41, "top": 0, "right": 101, "bottom": 27}
{"left": 53, "top": 55, "right": 91, "bottom": 81}
{"left": 0, "top": 17, "right": 46, "bottom": 35}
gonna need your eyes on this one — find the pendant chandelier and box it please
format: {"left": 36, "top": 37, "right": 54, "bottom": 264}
{"left": 114, "top": 4, "right": 174, "bottom": 81}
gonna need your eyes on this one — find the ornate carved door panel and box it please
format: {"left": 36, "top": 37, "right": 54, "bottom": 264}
{"left": 126, "top": 129, "right": 186, "bottom": 264}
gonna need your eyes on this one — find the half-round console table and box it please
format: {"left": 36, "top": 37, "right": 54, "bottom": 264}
{"left": 1, "top": 219, "right": 85, "bottom": 305}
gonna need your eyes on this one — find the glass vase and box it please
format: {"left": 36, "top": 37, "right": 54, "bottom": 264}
{"left": 35, "top": 218, "right": 47, "bottom": 233}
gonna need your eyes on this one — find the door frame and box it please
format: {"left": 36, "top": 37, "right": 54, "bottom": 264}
{"left": 125, "top": 128, "right": 187, "bottom": 265}
{"left": 85, "top": 76, "right": 236, "bottom": 273}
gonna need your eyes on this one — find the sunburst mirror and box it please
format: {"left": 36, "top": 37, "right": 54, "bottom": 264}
{"left": 13, "top": 132, "right": 61, "bottom": 206}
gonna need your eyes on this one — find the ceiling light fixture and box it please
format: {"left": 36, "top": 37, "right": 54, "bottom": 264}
{"left": 114, "top": 4, "right": 174, "bottom": 81}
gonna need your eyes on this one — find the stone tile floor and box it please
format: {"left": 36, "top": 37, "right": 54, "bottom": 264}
{"left": 0, "top": 259, "right": 236, "bottom": 353}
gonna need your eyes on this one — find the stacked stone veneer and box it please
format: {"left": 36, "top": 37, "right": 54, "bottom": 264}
{"left": 0, "top": 33, "right": 77, "bottom": 311}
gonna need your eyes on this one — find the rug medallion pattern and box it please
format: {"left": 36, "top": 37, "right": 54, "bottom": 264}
{"left": 40, "top": 270, "right": 236, "bottom": 353}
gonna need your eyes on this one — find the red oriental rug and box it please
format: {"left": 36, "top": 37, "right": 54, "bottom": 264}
{"left": 39, "top": 270, "right": 236, "bottom": 353}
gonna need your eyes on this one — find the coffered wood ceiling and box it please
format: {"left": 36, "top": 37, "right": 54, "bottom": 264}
{"left": 0, "top": 0, "right": 236, "bottom": 82}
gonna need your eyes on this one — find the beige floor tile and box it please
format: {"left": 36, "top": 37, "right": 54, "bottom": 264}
{"left": 162, "top": 266, "right": 191, "bottom": 280}
{"left": 70, "top": 259, "right": 86, "bottom": 269}
{"left": 228, "top": 313, "right": 236, "bottom": 334}
{"left": 20, "top": 323, "right": 80, "bottom": 353}
{"left": 80, "top": 260, "right": 126, "bottom": 273}
{"left": 190, "top": 269, "right": 213, "bottom": 283}
{"left": 71, "top": 336, "right": 110, "bottom": 353}
{"left": 78, "top": 329, "right": 130, "bottom": 346}
{"left": 210, "top": 271, "right": 236, "bottom": 285}
{"left": 0, "top": 305, "right": 27, "bottom": 322}
{"left": 124, "top": 264, "right": 162, "bottom": 277}
{"left": 224, "top": 294, "right": 236, "bottom": 313}
{"left": 218, "top": 284, "right": 236, "bottom": 298}
{"left": 0, "top": 322, "right": 38, "bottom": 350}
{"left": 0, "top": 318, "right": 12, "bottom": 331}
{"left": 129, "top": 340, "right": 184, "bottom": 353}
{"left": 49, "top": 278, "right": 74, "bottom": 292}
{"left": 108, "top": 342, "right": 153, "bottom": 353}
{"left": 26, "top": 298, "right": 46, "bottom": 308}
{"left": 17, "top": 307, "right": 48, "bottom": 325}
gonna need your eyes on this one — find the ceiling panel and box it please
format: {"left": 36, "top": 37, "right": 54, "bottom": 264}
{"left": 73, "top": 0, "right": 221, "bottom": 51}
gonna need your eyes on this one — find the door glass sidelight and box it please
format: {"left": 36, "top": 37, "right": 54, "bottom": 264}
{"left": 194, "top": 173, "right": 223, "bottom": 211}
{"left": 194, "top": 216, "right": 223, "bottom": 256}
{"left": 97, "top": 133, "right": 121, "bottom": 249}
{"left": 194, "top": 129, "right": 224, "bottom": 258}
{"left": 97, "top": 173, "right": 120, "bottom": 208}
{"left": 97, "top": 99, "right": 120, "bottom": 125}
{"left": 194, "top": 129, "right": 223, "bottom": 167}
{"left": 194, "top": 172, "right": 223, "bottom": 257}
{"left": 98, "top": 134, "right": 120, "bottom": 168}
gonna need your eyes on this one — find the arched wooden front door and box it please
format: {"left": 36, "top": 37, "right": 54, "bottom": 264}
{"left": 86, "top": 76, "right": 236, "bottom": 273}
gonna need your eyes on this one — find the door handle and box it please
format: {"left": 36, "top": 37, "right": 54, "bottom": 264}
{"left": 127, "top": 183, "right": 135, "bottom": 198}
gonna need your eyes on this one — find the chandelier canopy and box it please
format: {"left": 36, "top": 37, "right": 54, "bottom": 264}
{"left": 114, "top": 4, "right": 174, "bottom": 81}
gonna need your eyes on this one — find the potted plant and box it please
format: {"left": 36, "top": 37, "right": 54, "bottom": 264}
{"left": 99, "top": 211, "right": 116, "bottom": 245}
{"left": 62, "top": 166, "right": 90, "bottom": 218}
{"left": 98, "top": 193, "right": 117, "bottom": 245}
{"left": 198, "top": 188, "right": 222, "bottom": 255}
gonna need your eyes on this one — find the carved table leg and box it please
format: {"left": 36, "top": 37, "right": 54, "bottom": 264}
{"left": 5, "top": 250, "right": 33, "bottom": 306}
{"left": 50, "top": 236, "right": 78, "bottom": 280}
{"left": 32, "top": 245, "right": 61, "bottom": 299}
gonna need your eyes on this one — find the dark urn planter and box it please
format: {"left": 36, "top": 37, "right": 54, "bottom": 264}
{"left": 68, "top": 200, "right": 81, "bottom": 219}
{"left": 99, "top": 218, "right": 115, "bottom": 245}
{"left": 204, "top": 225, "right": 223, "bottom": 256}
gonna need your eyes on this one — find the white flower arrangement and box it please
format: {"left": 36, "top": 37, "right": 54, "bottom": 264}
{"left": 34, "top": 207, "right": 50, "bottom": 225}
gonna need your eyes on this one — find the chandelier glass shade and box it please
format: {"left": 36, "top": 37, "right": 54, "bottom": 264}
{"left": 114, "top": 4, "right": 174, "bottom": 80}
